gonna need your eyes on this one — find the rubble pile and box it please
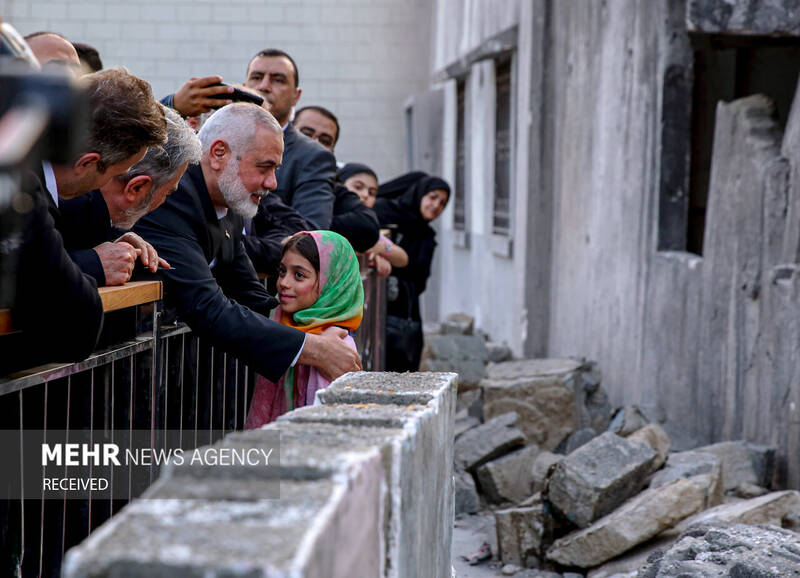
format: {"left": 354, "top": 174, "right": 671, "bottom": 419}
{"left": 442, "top": 331, "right": 800, "bottom": 577}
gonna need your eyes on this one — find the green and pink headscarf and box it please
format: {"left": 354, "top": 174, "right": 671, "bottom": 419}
{"left": 274, "top": 230, "right": 364, "bottom": 334}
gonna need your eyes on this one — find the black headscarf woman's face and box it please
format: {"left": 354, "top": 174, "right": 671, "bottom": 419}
{"left": 420, "top": 188, "right": 449, "bottom": 221}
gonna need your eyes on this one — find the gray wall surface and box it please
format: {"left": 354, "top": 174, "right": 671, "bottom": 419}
{"left": 431, "top": 0, "right": 800, "bottom": 487}
{"left": 2, "top": 0, "right": 434, "bottom": 180}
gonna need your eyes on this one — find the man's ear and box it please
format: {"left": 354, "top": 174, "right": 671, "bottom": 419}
{"left": 208, "top": 139, "right": 230, "bottom": 171}
{"left": 73, "top": 153, "right": 101, "bottom": 175}
{"left": 124, "top": 175, "right": 152, "bottom": 205}
{"left": 293, "top": 87, "right": 302, "bottom": 107}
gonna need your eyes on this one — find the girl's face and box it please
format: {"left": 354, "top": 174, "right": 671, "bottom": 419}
{"left": 277, "top": 247, "right": 319, "bottom": 313}
{"left": 344, "top": 173, "right": 379, "bottom": 208}
{"left": 420, "top": 188, "right": 449, "bottom": 221}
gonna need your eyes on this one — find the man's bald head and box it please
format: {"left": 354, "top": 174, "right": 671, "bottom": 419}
{"left": 25, "top": 31, "right": 80, "bottom": 70}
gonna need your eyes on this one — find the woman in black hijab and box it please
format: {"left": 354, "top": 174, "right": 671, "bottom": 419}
{"left": 374, "top": 171, "right": 450, "bottom": 371}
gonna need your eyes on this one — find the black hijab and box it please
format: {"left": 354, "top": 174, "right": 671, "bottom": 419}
{"left": 338, "top": 162, "right": 378, "bottom": 183}
{"left": 374, "top": 171, "right": 451, "bottom": 237}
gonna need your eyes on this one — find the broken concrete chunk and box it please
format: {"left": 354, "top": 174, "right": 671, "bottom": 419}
{"left": 667, "top": 489, "right": 800, "bottom": 536}
{"left": 420, "top": 335, "right": 489, "bottom": 389}
{"left": 495, "top": 500, "right": 550, "bottom": 568}
{"left": 455, "top": 469, "right": 480, "bottom": 516}
{"left": 482, "top": 359, "right": 582, "bottom": 451}
{"left": 558, "top": 427, "right": 598, "bottom": 455}
{"left": 693, "top": 440, "right": 776, "bottom": 490}
{"left": 638, "top": 522, "right": 800, "bottom": 578}
{"left": 650, "top": 450, "right": 720, "bottom": 489}
{"left": 487, "top": 342, "right": 513, "bottom": 363}
{"left": 441, "top": 312, "right": 474, "bottom": 335}
{"left": 585, "top": 534, "right": 674, "bottom": 578}
{"left": 454, "top": 412, "right": 525, "bottom": 471}
{"left": 731, "top": 481, "right": 769, "bottom": 499}
{"left": 476, "top": 445, "right": 541, "bottom": 504}
{"left": 626, "top": 424, "right": 670, "bottom": 469}
{"left": 531, "top": 451, "right": 563, "bottom": 495}
{"left": 583, "top": 386, "right": 612, "bottom": 433}
{"left": 547, "top": 432, "right": 660, "bottom": 528}
{"left": 546, "top": 478, "right": 706, "bottom": 568}
{"left": 608, "top": 405, "right": 649, "bottom": 437}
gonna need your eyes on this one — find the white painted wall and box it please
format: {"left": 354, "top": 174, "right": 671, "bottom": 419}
{"left": 428, "top": 0, "right": 531, "bottom": 354}
{"left": 2, "top": 0, "right": 434, "bottom": 180}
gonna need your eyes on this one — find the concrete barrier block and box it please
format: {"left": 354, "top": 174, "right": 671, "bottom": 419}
{"left": 547, "top": 432, "right": 659, "bottom": 528}
{"left": 316, "top": 371, "right": 458, "bottom": 578}
{"left": 63, "top": 455, "right": 386, "bottom": 578}
{"left": 65, "top": 372, "right": 457, "bottom": 578}
{"left": 317, "top": 371, "right": 456, "bottom": 406}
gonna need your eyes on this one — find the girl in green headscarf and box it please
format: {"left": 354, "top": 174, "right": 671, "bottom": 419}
{"left": 245, "top": 230, "right": 364, "bottom": 428}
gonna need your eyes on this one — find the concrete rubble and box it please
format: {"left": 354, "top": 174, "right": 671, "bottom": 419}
{"left": 693, "top": 439, "right": 776, "bottom": 490}
{"left": 451, "top": 355, "right": 796, "bottom": 578}
{"left": 638, "top": 522, "right": 800, "bottom": 577}
{"left": 454, "top": 411, "right": 525, "bottom": 472}
{"left": 545, "top": 477, "right": 708, "bottom": 568}
{"left": 547, "top": 432, "right": 660, "bottom": 528}
{"left": 476, "top": 445, "right": 541, "bottom": 504}
{"left": 420, "top": 333, "right": 489, "bottom": 388}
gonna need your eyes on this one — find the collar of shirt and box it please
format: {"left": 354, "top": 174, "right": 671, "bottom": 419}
{"left": 215, "top": 206, "right": 228, "bottom": 220}
{"left": 41, "top": 161, "right": 59, "bottom": 207}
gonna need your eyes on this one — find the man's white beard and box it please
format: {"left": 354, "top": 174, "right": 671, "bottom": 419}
{"left": 218, "top": 157, "right": 260, "bottom": 219}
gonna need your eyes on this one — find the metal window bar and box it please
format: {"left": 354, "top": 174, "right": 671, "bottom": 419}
{"left": 493, "top": 58, "right": 513, "bottom": 236}
{"left": 454, "top": 77, "right": 467, "bottom": 231}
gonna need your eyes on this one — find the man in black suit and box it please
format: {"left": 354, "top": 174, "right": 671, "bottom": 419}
{"left": 59, "top": 105, "right": 201, "bottom": 285}
{"left": 244, "top": 49, "right": 336, "bottom": 230}
{"left": 1, "top": 67, "right": 167, "bottom": 374}
{"left": 133, "top": 103, "right": 361, "bottom": 382}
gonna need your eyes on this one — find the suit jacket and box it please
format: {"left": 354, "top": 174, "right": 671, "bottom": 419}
{"left": 330, "top": 184, "right": 380, "bottom": 253}
{"left": 243, "top": 193, "right": 309, "bottom": 276}
{"left": 0, "top": 167, "right": 104, "bottom": 375}
{"left": 264, "top": 124, "right": 336, "bottom": 229}
{"left": 58, "top": 189, "right": 113, "bottom": 285}
{"left": 132, "top": 164, "right": 305, "bottom": 382}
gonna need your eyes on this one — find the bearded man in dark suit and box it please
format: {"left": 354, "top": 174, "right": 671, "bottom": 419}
{"left": 133, "top": 103, "right": 361, "bottom": 383}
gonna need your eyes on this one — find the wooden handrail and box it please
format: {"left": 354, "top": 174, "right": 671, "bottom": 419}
{"left": 0, "top": 281, "right": 162, "bottom": 336}
{"left": 98, "top": 280, "right": 162, "bottom": 313}
{"left": 0, "top": 309, "right": 11, "bottom": 336}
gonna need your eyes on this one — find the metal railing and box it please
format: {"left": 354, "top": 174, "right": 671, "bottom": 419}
{"left": 0, "top": 264, "right": 386, "bottom": 577}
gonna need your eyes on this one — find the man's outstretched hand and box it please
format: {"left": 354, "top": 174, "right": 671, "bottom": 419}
{"left": 299, "top": 326, "right": 362, "bottom": 382}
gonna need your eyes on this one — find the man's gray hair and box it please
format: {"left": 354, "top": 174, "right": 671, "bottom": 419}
{"left": 197, "top": 102, "right": 282, "bottom": 157}
{"left": 118, "top": 104, "right": 201, "bottom": 191}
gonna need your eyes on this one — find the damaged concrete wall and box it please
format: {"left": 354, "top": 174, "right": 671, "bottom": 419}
{"left": 430, "top": 0, "right": 800, "bottom": 486}
{"left": 544, "top": 0, "right": 664, "bottom": 419}
{"left": 544, "top": 0, "right": 800, "bottom": 486}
